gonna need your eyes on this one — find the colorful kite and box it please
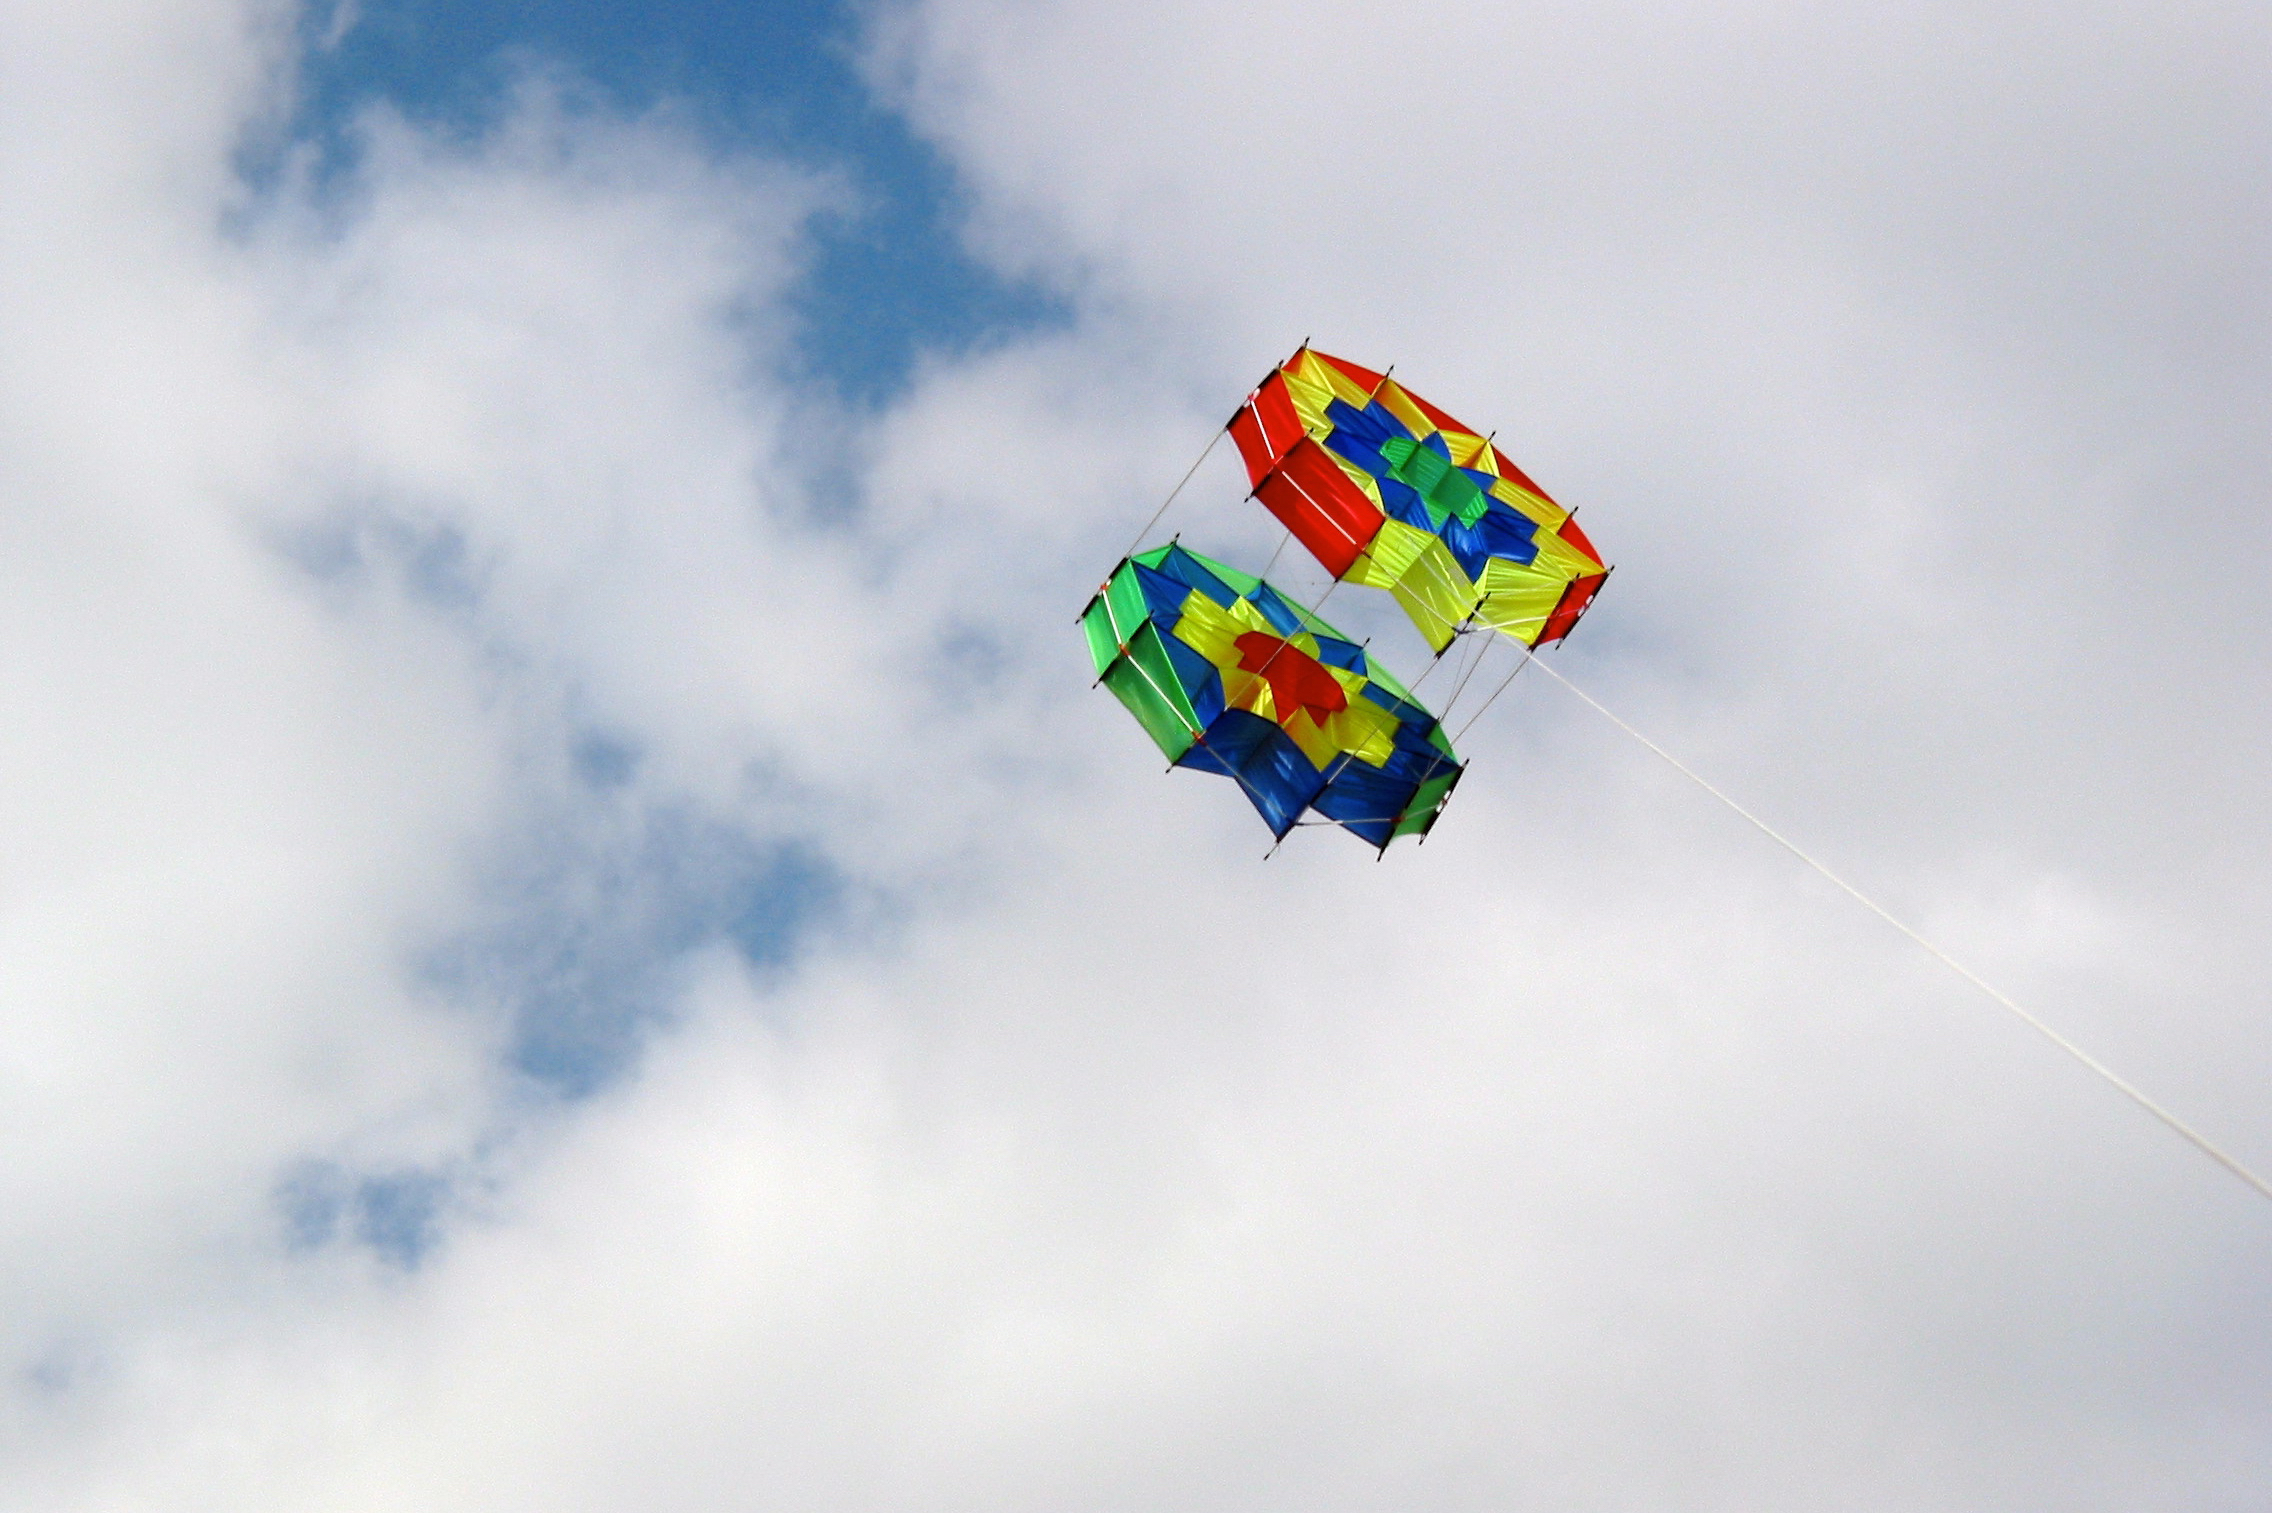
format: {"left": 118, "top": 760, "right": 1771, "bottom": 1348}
{"left": 1082, "top": 543, "right": 1462, "bottom": 849}
{"left": 1228, "top": 347, "right": 1607, "bottom": 652}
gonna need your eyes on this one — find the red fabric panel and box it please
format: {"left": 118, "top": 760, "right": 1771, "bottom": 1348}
{"left": 1228, "top": 370, "right": 1303, "bottom": 488}
{"left": 1488, "top": 445, "right": 1557, "bottom": 506}
{"left": 1557, "top": 514, "right": 1599, "bottom": 562}
{"left": 1254, "top": 438, "right": 1382, "bottom": 578}
{"left": 1228, "top": 404, "right": 1274, "bottom": 486}
{"left": 1539, "top": 571, "right": 1607, "bottom": 644}
{"left": 1234, "top": 632, "right": 1348, "bottom": 723}
{"left": 1312, "top": 350, "right": 1385, "bottom": 392}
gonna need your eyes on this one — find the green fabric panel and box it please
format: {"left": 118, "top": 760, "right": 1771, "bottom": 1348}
{"left": 1194, "top": 553, "right": 1261, "bottom": 598}
{"left": 1366, "top": 658, "right": 1419, "bottom": 705}
{"left": 1443, "top": 476, "right": 1490, "bottom": 527}
{"left": 1082, "top": 597, "right": 1122, "bottom": 677}
{"left": 1393, "top": 769, "right": 1460, "bottom": 837}
{"left": 1104, "top": 563, "right": 1150, "bottom": 652}
{"left": 1382, "top": 434, "right": 1488, "bottom": 528}
{"left": 1103, "top": 624, "right": 1199, "bottom": 761}
{"left": 1127, "top": 621, "right": 1200, "bottom": 728}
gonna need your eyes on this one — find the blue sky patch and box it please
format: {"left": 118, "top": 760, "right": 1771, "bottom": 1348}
{"left": 277, "top": 1159, "right": 451, "bottom": 1269}
{"left": 284, "top": 0, "right": 1064, "bottom": 404}
{"left": 425, "top": 804, "right": 842, "bottom": 1101}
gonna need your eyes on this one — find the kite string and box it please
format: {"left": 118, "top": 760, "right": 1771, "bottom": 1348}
{"left": 1258, "top": 529, "right": 1293, "bottom": 584}
{"left": 1115, "top": 424, "right": 1227, "bottom": 568}
{"left": 1521, "top": 653, "right": 2272, "bottom": 1205}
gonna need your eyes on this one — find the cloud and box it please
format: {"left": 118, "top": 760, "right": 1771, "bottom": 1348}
{"left": 4, "top": 0, "right": 2271, "bottom": 1508}
{"left": 0, "top": 0, "right": 869, "bottom": 1461}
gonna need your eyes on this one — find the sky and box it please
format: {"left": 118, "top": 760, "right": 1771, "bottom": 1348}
{"left": 2, "top": 0, "right": 2269, "bottom": 1508}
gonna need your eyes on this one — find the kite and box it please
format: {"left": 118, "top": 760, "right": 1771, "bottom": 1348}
{"left": 1082, "top": 543, "right": 1463, "bottom": 849}
{"left": 1228, "top": 346, "right": 1608, "bottom": 652}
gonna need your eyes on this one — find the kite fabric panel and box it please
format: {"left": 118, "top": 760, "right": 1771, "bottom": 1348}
{"left": 1081, "top": 543, "right": 1464, "bottom": 850}
{"left": 1226, "top": 347, "right": 1609, "bottom": 653}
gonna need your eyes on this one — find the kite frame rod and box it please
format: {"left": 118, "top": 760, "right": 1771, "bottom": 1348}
{"left": 1517, "top": 651, "right": 2272, "bottom": 1206}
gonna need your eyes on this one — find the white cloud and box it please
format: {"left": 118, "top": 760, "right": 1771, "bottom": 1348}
{"left": 4, "top": 0, "right": 2270, "bottom": 1507}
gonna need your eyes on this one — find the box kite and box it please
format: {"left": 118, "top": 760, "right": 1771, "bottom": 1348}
{"left": 1081, "top": 543, "right": 1462, "bottom": 850}
{"left": 1229, "top": 347, "right": 1607, "bottom": 652}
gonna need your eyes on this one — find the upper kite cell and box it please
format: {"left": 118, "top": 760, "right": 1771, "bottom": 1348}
{"left": 1228, "top": 347, "right": 1608, "bottom": 653}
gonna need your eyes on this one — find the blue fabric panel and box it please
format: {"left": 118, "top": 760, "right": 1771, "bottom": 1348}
{"left": 1381, "top": 739, "right": 1459, "bottom": 787}
{"left": 1244, "top": 584, "right": 1305, "bottom": 637}
{"left": 1474, "top": 501, "right": 1540, "bottom": 565}
{"left": 1458, "top": 465, "right": 1498, "bottom": 493}
{"left": 1179, "top": 707, "right": 1281, "bottom": 781}
{"left": 1158, "top": 544, "right": 1239, "bottom": 607}
{"left": 1421, "top": 431, "right": 1452, "bottom": 459}
{"left": 1157, "top": 629, "right": 1225, "bottom": 725}
{"left": 1323, "top": 397, "right": 1427, "bottom": 486}
{"left": 1376, "top": 474, "right": 1431, "bottom": 531}
{"left": 1177, "top": 708, "right": 1326, "bottom": 838}
{"left": 1312, "top": 759, "right": 1418, "bottom": 849}
{"left": 1442, "top": 515, "right": 1491, "bottom": 582}
{"left": 1359, "top": 681, "right": 1428, "bottom": 726}
{"left": 1324, "top": 397, "right": 1411, "bottom": 450}
{"left": 1133, "top": 563, "right": 1191, "bottom": 628}
{"left": 1323, "top": 426, "right": 1392, "bottom": 481}
{"left": 1363, "top": 399, "right": 1415, "bottom": 442}
{"left": 1309, "top": 635, "right": 1365, "bottom": 672}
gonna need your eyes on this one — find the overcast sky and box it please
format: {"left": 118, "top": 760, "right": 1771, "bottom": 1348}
{"left": 3, "top": 0, "right": 2269, "bottom": 1507}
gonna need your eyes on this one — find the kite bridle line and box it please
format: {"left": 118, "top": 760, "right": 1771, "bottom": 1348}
{"left": 1437, "top": 624, "right": 1500, "bottom": 722}
{"left": 1257, "top": 528, "right": 1294, "bottom": 584}
{"left": 1449, "top": 638, "right": 1538, "bottom": 745}
{"left": 1104, "top": 423, "right": 1231, "bottom": 591}
{"left": 1519, "top": 652, "right": 2272, "bottom": 1207}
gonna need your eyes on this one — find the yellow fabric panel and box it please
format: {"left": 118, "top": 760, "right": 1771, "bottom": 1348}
{"left": 1344, "top": 515, "right": 1433, "bottom": 589}
{"left": 1309, "top": 352, "right": 1378, "bottom": 407}
{"left": 1530, "top": 526, "right": 1603, "bottom": 579}
{"left": 1490, "top": 477, "right": 1568, "bottom": 529}
{"left": 1223, "top": 668, "right": 1274, "bottom": 722}
{"left": 1441, "top": 430, "right": 1492, "bottom": 469}
{"left": 1168, "top": 589, "right": 1247, "bottom": 670}
{"left": 1392, "top": 576, "right": 1477, "bottom": 652}
{"left": 1325, "top": 446, "right": 1386, "bottom": 510}
{"left": 1174, "top": 589, "right": 1311, "bottom": 666}
{"left": 1170, "top": 587, "right": 1337, "bottom": 725}
{"left": 1280, "top": 692, "right": 1400, "bottom": 771}
{"left": 1410, "top": 531, "right": 1483, "bottom": 601}
{"left": 1279, "top": 708, "right": 1340, "bottom": 770}
{"left": 1346, "top": 522, "right": 1481, "bottom": 648}
{"left": 1280, "top": 351, "right": 1348, "bottom": 434}
{"left": 1375, "top": 380, "right": 1435, "bottom": 442}
{"left": 1476, "top": 559, "right": 1573, "bottom": 645}
{"left": 1319, "top": 689, "right": 1401, "bottom": 767}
